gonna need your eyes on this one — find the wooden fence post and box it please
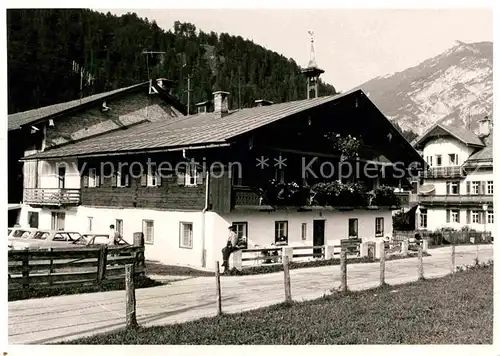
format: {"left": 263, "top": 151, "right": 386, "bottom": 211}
{"left": 97, "top": 245, "right": 108, "bottom": 284}
{"left": 125, "top": 264, "right": 138, "bottom": 328}
{"left": 133, "top": 232, "right": 145, "bottom": 269}
{"left": 48, "top": 247, "right": 54, "bottom": 286}
{"left": 283, "top": 255, "right": 292, "bottom": 303}
{"left": 418, "top": 244, "right": 424, "bottom": 280}
{"left": 215, "top": 261, "right": 222, "bottom": 316}
{"left": 22, "top": 249, "right": 29, "bottom": 290}
{"left": 340, "top": 248, "right": 347, "bottom": 292}
{"left": 451, "top": 245, "right": 456, "bottom": 274}
{"left": 475, "top": 244, "right": 479, "bottom": 264}
{"left": 380, "top": 244, "right": 386, "bottom": 286}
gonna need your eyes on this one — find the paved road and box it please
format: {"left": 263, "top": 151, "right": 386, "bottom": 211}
{"left": 8, "top": 245, "right": 493, "bottom": 344}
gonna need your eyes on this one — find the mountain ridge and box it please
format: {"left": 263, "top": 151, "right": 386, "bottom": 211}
{"left": 353, "top": 41, "right": 492, "bottom": 135}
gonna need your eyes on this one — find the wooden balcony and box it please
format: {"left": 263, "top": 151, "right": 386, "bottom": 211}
{"left": 419, "top": 166, "right": 465, "bottom": 179}
{"left": 23, "top": 188, "right": 81, "bottom": 206}
{"left": 418, "top": 194, "right": 493, "bottom": 207}
{"left": 232, "top": 186, "right": 262, "bottom": 207}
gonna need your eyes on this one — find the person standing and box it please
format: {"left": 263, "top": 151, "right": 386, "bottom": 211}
{"left": 221, "top": 226, "right": 238, "bottom": 273}
{"left": 108, "top": 224, "right": 120, "bottom": 246}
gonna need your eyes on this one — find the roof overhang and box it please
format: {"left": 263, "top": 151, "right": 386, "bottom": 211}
{"left": 20, "top": 142, "right": 231, "bottom": 161}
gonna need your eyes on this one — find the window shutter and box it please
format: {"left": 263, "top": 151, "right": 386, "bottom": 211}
{"left": 466, "top": 210, "right": 471, "bottom": 224}
{"left": 111, "top": 174, "right": 117, "bottom": 187}
{"left": 446, "top": 182, "right": 450, "bottom": 195}
{"left": 456, "top": 182, "right": 460, "bottom": 194}
{"left": 466, "top": 181, "right": 470, "bottom": 194}
{"left": 456, "top": 211, "right": 460, "bottom": 223}
{"left": 196, "top": 170, "right": 204, "bottom": 185}
{"left": 480, "top": 181, "right": 486, "bottom": 195}
{"left": 177, "top": 172, "right": 185, "bottom": 186}
{"left": 141, "top": 173, "right": 147, "bottom": 187}
{"left": 83, "top": 175, "right": 89, "bottom": 188}
{"left": 446, "top": 209, "right": 450, "bottom": 223}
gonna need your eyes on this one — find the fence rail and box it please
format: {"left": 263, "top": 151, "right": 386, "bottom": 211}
{"left": 393, "top": 230, "right": 493, "bottom": 245}
{"left": 8, "top": 245, "right": 145, "bottom": 291}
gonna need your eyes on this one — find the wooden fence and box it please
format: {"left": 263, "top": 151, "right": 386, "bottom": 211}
{"left": 8, "top": 245, "right": 145, "bottom": 292}
{"left": 393, "top": 230, "right": 493, "bottom": 245}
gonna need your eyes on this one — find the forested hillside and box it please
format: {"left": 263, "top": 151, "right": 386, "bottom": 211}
{"left": 7, "top": 9, "right": 337, "bottom": 114}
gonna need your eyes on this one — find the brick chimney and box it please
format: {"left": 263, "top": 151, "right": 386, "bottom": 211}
{"left": 478, "top": 115, "right": 492, "bottom": 137}
{"left": 213, "top": 91, "right": 230, "bottom": 117}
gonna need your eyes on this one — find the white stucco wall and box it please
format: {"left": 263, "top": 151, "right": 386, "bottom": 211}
{"left": 17, "top": 205, "right": 394, "bottom": 269}
{"left": 206, "top": 209, "right": 393, "bottom": 267}
{"left": 420, "top": 207, "right": 494, "bottom": 232}
{"left": 38, "top": 159, "right": 81, "bottom": 189}
{"left": 422, "top": 137, "right": 475, "bottom": 167}
{"left": 18, "top": 205, "right": 206, "bottom": 267}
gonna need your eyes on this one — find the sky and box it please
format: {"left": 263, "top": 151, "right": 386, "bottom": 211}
{"left": 99, "top": 8, "right": 492, "bottom": 91}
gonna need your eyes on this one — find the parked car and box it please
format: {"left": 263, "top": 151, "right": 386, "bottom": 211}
{"left": 84, "top": 233, "right": 130, "bottom": 246}
{"left": 8, "top": 227, "right": 38, "bottom": 239}
{"left": 9, "top": 230, "right": 87, "bottom": 250}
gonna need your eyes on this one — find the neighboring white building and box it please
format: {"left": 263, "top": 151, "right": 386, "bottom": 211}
{"left": 413, "top": 118, "right": 494, "bottom": 232}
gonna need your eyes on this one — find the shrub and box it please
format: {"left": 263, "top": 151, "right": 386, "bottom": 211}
{"left": 373, "top": 185, "right": 401, "bottom": 207}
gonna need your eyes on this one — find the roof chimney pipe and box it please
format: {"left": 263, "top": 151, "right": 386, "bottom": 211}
{"left": 478, "top": 115, "right": 492, "bottom": 137}
{"left": 213, "top": 91, "right": 230, "bottom": 117}
{"left": 254, "top": 99, "right": 274, "bottom": 107}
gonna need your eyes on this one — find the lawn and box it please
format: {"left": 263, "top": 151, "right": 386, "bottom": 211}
{"left": 59, "top": 264, "right": 493, "bottom": 345}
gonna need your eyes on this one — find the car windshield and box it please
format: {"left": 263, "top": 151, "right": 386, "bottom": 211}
{"left": 12, "top": 230, "right": 33, "bottom": 238}
{"left": 8, "top": 229, "right": 12, "bottom": 235}
{"left": 32, "top": 231, "right": 50, "bottom": 240}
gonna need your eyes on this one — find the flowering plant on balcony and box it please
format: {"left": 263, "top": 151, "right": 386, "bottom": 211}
{"left": 263, "top": 180, "right": 309, "bottom": 206}
{"left": 311, "top": 181, "right": 368, "bottom": 207}
{"left": 372, "top": 185, "right": 401, "bottom": 207}
{"left": 324, "top": 132, "right": 362, "bottom": 161}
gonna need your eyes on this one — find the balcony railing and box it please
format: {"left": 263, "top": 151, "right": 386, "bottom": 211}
{"left": 420, "top": 166, "right": 465, "bottom": 179}
{"left": 419, "top": 194, "right": 493, "bottom": 206}
{"left": 233, "top": 186, "right": 262, "bottom": 206}
{"left": 23, "top": 188, "right": 81, "bottom": 206}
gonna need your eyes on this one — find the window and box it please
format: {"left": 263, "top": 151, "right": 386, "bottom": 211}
{"left": 447, "top": 181, "right": 460, "bottom": 195}
{"left": 472, "top": 211, "right": 480, "bottom": 224}
{"left": 148, "top": 163, "right": 159, "bottom": 187}
{"left": 301, "top": 223, "right": 307, "bottom": 240}
{"left": 58, "top": 166, "right": 66, "bottom": 189}
{"left": 232, "top": 222, "right": 248, "bottom": 248}
{"left": 89, "top": 168, "right": 97, "bottom": 187}
{"left": 51, "top": 212, "right": 65, "bottom": 230}
{"left": 117, "top": 165, "right": 130, "bottom": 187}
{"left": 488, "top": 211, "right": 494, "bottom": 224}
{"left": 275, "top": 169, "right": 285, "bottom": 184}
{"left": 179, "top": 222, "right": 193, "bottom": 248}
{"left": 115, "top": 219, "right": 123, "bottom": 238}
{"left": 27, "top": 211, "right": 39, "bottom": 228}
{"left": 426, "top": 156, "right": 433, "bottom": 166}
{"left": 420, "top": 208, "right": 427, "bottom": 228}
{"left": 142, "top": 220, "right": 154, "bottom": 244}
{"left": 449, "top": 154, "right": 458, "bottom": 165}
{"left": 87, "top": 217, "right": 93, "bottom": 232}
{"left": 451, "top": 209, "right": 460, "bottom": 223}
{"left": 185, "top": 163, "right": 198, "bottom": 186}
{"left": 487, "top": 181, "right": 493, "bottom": 195}
{"left": 375, "top": 217, "right": 384, "bottom": 237}
{"left": 436, "top": 155, "right": 442, "bottom": 166}
{"left": 275, "top": 221, "right": 288, "bottom": 244}
{"left": 231, "top": 164, "right": 243, "bottom": 186}
{"left": 472, "top": 181, "right": 480, "bottom": 195}
{"left": 348, "top": 218, "right": 358, "bottom": 238}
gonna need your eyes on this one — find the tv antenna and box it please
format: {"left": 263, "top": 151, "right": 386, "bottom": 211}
{"left": 142, "top": 50, "right": 166, "bottom": 80}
